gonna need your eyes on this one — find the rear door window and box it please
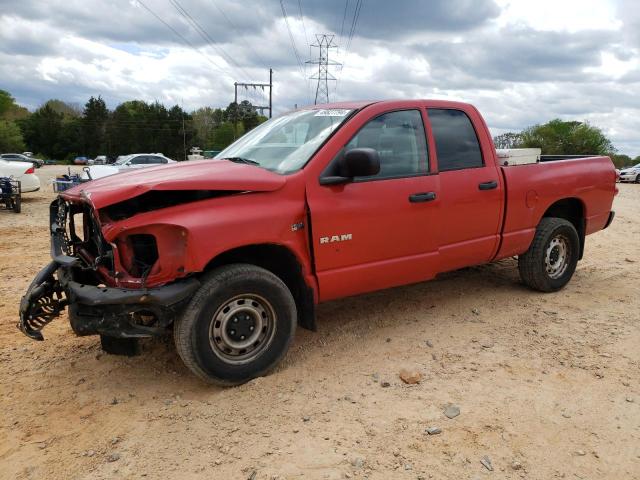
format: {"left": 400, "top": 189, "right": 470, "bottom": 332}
{"left": 428, "top": 109, "right": 483, "bottom": 171}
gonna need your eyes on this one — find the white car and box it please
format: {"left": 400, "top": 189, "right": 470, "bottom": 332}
{"left": 1, "top": 153, "right": 43, "bottom": 168}
{"left": 87, "top": 155, "right": 107, "bottom": 165}
{"left": 0, "top": 158, "right": 41, "bottom": 192}
{"left": 83, "top": 153, "right": 176, "bottom": 180}
{"left": 619, "top": 163, "right": 640, "bottom": 183}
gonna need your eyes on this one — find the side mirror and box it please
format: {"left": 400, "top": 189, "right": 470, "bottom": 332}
{"left": 320, "top": 148, "right": 380, "bottom": 185}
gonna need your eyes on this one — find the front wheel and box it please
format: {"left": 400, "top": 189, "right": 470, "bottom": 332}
{"left": 174, "top": 264, "right": 297, "bottom": 385}
{"left": 518, "top": 217, "right": 580, "bottom": 292}
{"left": 635, "top": 174, "right": 640, "bottom": 184}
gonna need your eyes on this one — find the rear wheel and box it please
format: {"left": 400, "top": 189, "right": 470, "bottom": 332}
{"left": 635, "top": 174, "right": 640, "bottom": 184}
{"left": 174, "top": 264, "right": 296, "bottom": 385}
{"left": 13, "top": 196, "right": 21, "bottom": 213}
{"left": 518, "top": 217, "right": 580, "bottom": 292}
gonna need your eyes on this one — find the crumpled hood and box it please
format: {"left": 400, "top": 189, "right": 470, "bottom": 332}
{"left": 62, "top": 159, "right": 287, "bottom": 209}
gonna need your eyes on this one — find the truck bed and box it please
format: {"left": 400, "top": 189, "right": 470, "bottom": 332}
{"left": 496, "top": 155, "right": 616, "bottom": 260}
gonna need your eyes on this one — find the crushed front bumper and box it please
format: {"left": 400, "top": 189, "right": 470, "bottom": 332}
{"left": 18, "top": 199, "right": 200, "bottom": 341}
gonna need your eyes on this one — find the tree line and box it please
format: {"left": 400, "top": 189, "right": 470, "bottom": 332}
{"left": 0, "top": 89, "right": 266, "bottom": 161}
{"left": 493, "top": 119, "right": 639, "bottom": 168}
{"left": 2, "top": 89, "right": 639, "bottom": 167}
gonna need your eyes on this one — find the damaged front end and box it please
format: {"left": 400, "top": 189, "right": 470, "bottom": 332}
{"left": 18, "top": 197, "right": 200, "bottom": 341}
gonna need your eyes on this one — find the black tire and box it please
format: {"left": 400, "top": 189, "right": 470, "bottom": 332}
{"left": 174, "top": 264, "right": 297, "bottom": 386}
{"left": 635, "top": 174, "right": 640, "bottom": 184}
{"left": 518, "top": 217, "right": 580, "bottom": 292}
{"left": 13, "top": 196, "right": 21, "bottom": 213}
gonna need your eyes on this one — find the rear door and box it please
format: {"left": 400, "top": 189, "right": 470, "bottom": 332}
{"left": 308, "top": 108, "right": 440, "bottom": 301}
{"left": 426, "top": 108, "right": 503, "bottom": 271}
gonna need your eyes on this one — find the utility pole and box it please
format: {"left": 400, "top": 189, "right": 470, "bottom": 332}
{"left": 307, "top": 34, "right": 340, "bottom": 105}
{"left": 269, "top": 68, "right": 272, "bottom": 118}
{"left": 181, "top": 98, "right": 187, "bottom": 161}
{"left": 233, "top": 69, "right": 273, "bottom": 118}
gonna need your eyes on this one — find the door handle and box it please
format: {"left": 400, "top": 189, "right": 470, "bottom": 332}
{"left": 409, "top": 192, "right": 436, "bottom": 203}
{"left": 478, "top": 180, "right": 498, "bottom": 190}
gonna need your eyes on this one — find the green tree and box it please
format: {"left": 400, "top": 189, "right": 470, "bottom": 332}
{"left": 224, "top": 101, "right": 262, "bottom": 138}
{"left": 0, "top": 90, "right": 29, "bottom": 121}
{"left": 58, "top": 118, "right": 84, "bottom": 160}
{"left": 493, "top": 132, "right": 522, "bottom": 149}
{"left": 191, "top": 106, "right": 225, "bottom": 149}
{"left": 518, "top": 119, "right": 615, "bottom": 156}
{"left": 609, "top": 154, "right": 633, "bottom": 169}
{"left": 105, "top": 100, "right": 192, "bottom": 160}
{"left": 20, "top": 104, "right": 64, "bottom": 158}
{"left": 211, "top": 122, "right": 238, "bottom": 150}
{"left": 82, "top": 96, "right": 109, "bottom": 157}
{"left": 0, "top": 90, "right": 12, "bottom": 117}
{"left": 0, "top": 120, "right": 26, "bottom": 151}
{"left": 45, "top": 99, "right": 81, "bottom": 119}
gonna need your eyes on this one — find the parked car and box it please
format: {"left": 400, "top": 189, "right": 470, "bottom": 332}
{"left": 19, "top": 100, "right": 617, "bottom": 386}
{"left": 73, "top": 156, "right": 89, "bottom": 165}
{"left": 82, "top": 153, "right": 176, "bottom": 180}
{"left": 619, "top": 163, "right": 640, "bottom": 183}
{"left": 1, "top": 153, "right": 43, "bottom": 168}
{"left": 0, "top": 157, "right": 41, "bottom": 192}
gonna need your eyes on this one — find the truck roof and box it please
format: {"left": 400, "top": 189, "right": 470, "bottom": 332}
{"left": 302, "top": 99, "right": 476, "bottom": 111}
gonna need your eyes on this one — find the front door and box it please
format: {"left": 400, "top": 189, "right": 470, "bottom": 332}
{"left": 307, "top": 109, "right": 440, "bottom": 301}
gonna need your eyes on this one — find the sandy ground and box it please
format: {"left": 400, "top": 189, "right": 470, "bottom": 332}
{"left": 0, "top": 165, "right": 639, "bottom": 480}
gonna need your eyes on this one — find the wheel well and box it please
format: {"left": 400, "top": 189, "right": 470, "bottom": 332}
{"left": 204, "top": 244, "right": 316, "bottom": 331}
{"left": 542, "top": 198, "right": 586, "bottom": 259}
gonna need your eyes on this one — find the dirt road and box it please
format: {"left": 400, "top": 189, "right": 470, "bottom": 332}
{"left": 1, "top": 166, "right": 638, "bottom": 479}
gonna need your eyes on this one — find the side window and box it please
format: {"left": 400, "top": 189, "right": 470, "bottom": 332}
{"left": 130, "top": 156, "right": 146, "bottom": 165}
{"left": 427, "top": 109, "right": 483, "bottom": 171}
{"left": 346, "top": 110, "right": 427, "bottom": 180}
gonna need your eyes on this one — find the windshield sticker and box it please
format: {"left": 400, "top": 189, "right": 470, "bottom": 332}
{"left": 314, "top": 109, "right": 350, "bottom": 117}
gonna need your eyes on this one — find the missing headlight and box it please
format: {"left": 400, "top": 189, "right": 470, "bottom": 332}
{"left": 128, "top": 234, "right": 159, "bottom": 278}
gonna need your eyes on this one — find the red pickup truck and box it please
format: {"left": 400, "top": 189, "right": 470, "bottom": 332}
{"left": 19, "top": 100, "right": 617, "bottom": 385}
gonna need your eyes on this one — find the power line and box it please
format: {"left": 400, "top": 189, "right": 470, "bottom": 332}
{"left": 280, "top": 0, "right": 306, "bottom": 77}
{"left": 345, "top": 0, "right": 363, "bottom": 57}
{"left": 336, "top": 0, "right": 364, "bottom": 94}
{"left": 338, "top": 0, "right": 350, "bottom": 50}
{"left": 297, "top": 0, "right": 309, "bottom": 49}
{"left": 135, "top": 0, "right": 235, "bottom": 81}
{"left": 169, "top": 0, "right": 253, "bottom": 81}
{"left": 210, "top": 0, "right": 270, "bottom": 70}
{"left": 298, "top": 0, "right": 313, "bottom": 104}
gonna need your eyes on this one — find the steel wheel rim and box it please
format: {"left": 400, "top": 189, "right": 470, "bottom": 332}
{"left": 209, "top": 294, "right": 276, "bottom": 364}
{"left": 545, "top": 234, "right": 570, "bottom": 279}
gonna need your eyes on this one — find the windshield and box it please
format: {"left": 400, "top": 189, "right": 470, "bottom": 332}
{"left": 215, "top": 108, "right": 353, "bottom": 174}
{"left": 114, "top": 155, "right": 131, "bottom": 165}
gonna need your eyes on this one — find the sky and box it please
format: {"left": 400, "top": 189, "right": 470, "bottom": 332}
{"left": 1, "top": 0, "right": 639, "bottom": 156}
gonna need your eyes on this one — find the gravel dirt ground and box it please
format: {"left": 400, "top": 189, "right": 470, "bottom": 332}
{"left": 1, "top": 165, "right": 639, "bottom": 480}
